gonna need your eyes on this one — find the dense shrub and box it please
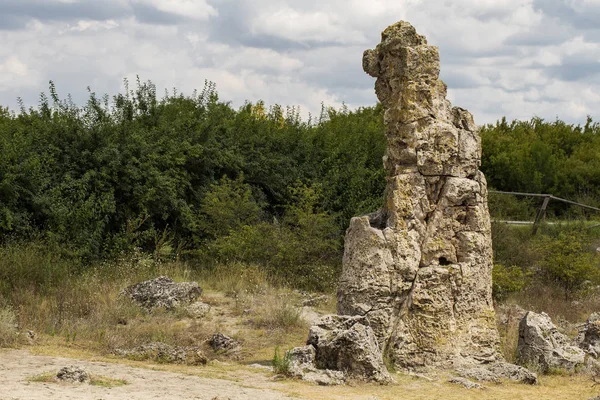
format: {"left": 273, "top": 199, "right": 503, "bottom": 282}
{"left": 2, "top": 79, "right": 600, "bottom": 293}
{"left": 492, "top": 264, "right": 531, "bottom": 301}
{"left": 0, "top": 80, "right": 385, "bottom": 289}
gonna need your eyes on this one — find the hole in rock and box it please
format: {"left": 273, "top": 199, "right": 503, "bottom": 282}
{"left": 368, "top": 211, "right": 387, "bottom": 230}
{"left": 439, "top": 257, "right": 451, "bottom": 266}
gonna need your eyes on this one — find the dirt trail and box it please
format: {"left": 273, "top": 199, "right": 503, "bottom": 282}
{"left": 0, "top": 350, "right": 298, "bottom": 400}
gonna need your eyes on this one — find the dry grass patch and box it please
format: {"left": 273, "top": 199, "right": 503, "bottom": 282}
{"left": 27, "top": 371, "right": 127, "bottom": 387}
{"left": 0, "top": 304, "right": 19, "bottom": 348}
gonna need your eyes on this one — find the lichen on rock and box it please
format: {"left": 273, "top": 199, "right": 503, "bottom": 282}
{"left": 121, "top": 276, "right": 203, "bottom": 311}
{"left": 290, "top": 20, "right": 536, "bottom": 384}
{"left": 338, "top": 20, "right": 500, "bottom": 372}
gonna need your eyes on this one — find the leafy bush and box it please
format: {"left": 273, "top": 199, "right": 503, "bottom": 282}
{"left": 272, "top": 346, "right": 293, "bottom": 375}
{"left": 535, "top": 230, "right": 600, "bottom": 299}
{"left": 204, "top": 184, "right": 340, "bottom": 290}
{"left": 492, "top": 264, "right": 531, "bottom": 301}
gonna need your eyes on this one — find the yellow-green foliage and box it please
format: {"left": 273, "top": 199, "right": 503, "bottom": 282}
{"left": 492, "top": 264, "right": 531, "bottom": 301}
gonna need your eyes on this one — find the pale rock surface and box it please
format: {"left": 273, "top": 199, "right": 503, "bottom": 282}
{"left": 457, "top": 362, "right": 537, "bottom": 384}
{"left": 287, "top": 345, "right": 345, "bottom": 386}
{"left": 290, "top": 20, "right": 536, "bottom": 384}
{"left": 448, "top": 376, "right": 483, "bottom": 390}
{"left": 121, "top": 276, "right": 202, "bottom": 311}
{"left": 577, "top": 312, "right": 600, "bottom": 358}
{"left": 186, "top": 301, "right": 211, "bottom": 318}
{"left": 56, "top": 365, "right": 90, "bottom": 383}
{"left": 517, "top": 311, "right": 585, "bottom": 372}
{"left": 210, "top": 332, "right": 241, "bottom": 352}
{"left": 306, "top": 315, "right": 391, "bottom": 383}
{"left": 339, "top": 20, "right": 500, "bottom": 371}
{"left": 286, "top": 315, "right": 391, "bottom": 384}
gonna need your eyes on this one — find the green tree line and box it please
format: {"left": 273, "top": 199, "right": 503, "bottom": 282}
{"left": 1, "top": 79, "right": 600, "bottom": 292}
{"left": 0, "top": 80, "right": 386, "bottom": 290}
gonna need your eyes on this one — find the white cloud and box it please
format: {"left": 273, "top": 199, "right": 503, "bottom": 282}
{"left": 0, "top": 0, "right": 600, "bottom": 125}
{"left": 135, "top": 0, "right": 217, "bottom": 20}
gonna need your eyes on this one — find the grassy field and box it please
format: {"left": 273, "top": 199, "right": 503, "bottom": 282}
{"left": 1, "top": 248, "right": 599, "bottom": 399}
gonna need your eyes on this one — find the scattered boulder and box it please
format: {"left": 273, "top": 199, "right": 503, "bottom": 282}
{"left": 121, "top": 276, "right": 202, "bottom": 311}
{"left": 287, "top": 315, "right": 391, "bottom": 384}
{"left": 286, "top": 345, "right": 345, "bottom": 386}
{"left": 56, "top": 366, "right": 90, "bottom": 383}
{"left": 517, "top": 311, "right": 585, "bottom": 373}
{"left": 458, "top": 362, "right": 538, "bottom": 384}
{"left": 185, "top": 301, "right": 211, "bottom": 318}
{"left": 448, "top": 376, "right": 483, "bottom": 390}
{"left": 115, "top": 342, "right": 207, "bottom": 365}
{"left": 496, "top": 304, "right": 527, "bottom": 329}
{"left": 209, "top": 333, "right": 241, "bottom": 352}
{"left": 577, "top": 313, "right": 600, "bottom": 358}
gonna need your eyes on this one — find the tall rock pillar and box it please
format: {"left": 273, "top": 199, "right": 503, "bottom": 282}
{"left": 338, "top": 21, "right": 500, "bottom": 369}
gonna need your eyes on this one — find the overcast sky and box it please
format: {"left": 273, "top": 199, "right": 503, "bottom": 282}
{"left": 1, "top": 0, "right": 599, "bottom": 124}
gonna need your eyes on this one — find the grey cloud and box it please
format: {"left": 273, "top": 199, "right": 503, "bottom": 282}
{"left": 440, "top": 70, "right": 485, "bottom": 89}
{"left": 533, "top": 0, "right": 600, "bottom": 31}
{"left": 0, "top": 0, "right": 202, "bottom": 31}
{"left": 0, "top": 0, "right": 127, "bottom": 30}
{"left": 130, "top": 2, "right": 190, "bottom": 25}
{"left": 0, "top": 14, "right": 27, "bottom": 31}
{"left": 206, "top": 2, "right": 290, "bottom": 49}
{"left": 545, "top": 62, "right": 600, "bottom": 81}
{"left": 504, "top": 26, "right": 573, "bottom": 47}
{"left": 297, "top": 46, "right": 370, "bottom": 91}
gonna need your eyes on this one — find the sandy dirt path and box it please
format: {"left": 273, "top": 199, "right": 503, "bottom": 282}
{"left": 0, "top": 350, "right": 299, "bottom": 400}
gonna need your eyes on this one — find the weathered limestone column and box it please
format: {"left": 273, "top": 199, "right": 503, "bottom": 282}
{"left": 338, "top": 21, "right": 500, "bottom": 370}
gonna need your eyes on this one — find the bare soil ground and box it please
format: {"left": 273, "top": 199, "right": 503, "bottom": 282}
{"left": 0, "top": 349, "right": 294, "bottom": 400}
{"left": 2, "top": 348, "right": 599, "bottom": 400}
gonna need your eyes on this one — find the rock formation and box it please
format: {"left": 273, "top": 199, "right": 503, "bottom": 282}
{"left": 209, "top": 332, "right": 242, "bottom": 353}
{"left": 56, "top": 366, "right": 90, "bottom": 383}
{"left": 289, "top": 21, "right": 536, "bottom": 384}
{"left": 121, "top": 276, "right": 203, "bottom": 311}
{"left": 287, "top": 315, "right": 390, "bottom": 384}
{"left": 517, "top": 311, "right": 585, "bottom": 373}
{"left": 338, "top": 20, "right": 499, "bottom": 370}
{"left": 577, "top": 312, "right": 600, "bottom": 358}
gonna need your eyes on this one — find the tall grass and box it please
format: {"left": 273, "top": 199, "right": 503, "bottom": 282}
{"left": 0, "top": 240, "right": 310, "bottom": 359}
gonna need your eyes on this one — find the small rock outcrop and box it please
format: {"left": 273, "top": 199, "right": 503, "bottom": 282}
{"left": 517, "top": 311, "right": 585, "bottom": 372}
{"left": 287, "top": 345, "right": 345, "bottom": 385}
{"left": 56, "top": 366, "right": 90, "bottom": 383}
{"left": 457, "top": 362, "right": 538, "bottom": 384}
{"left": 115, "top": 342, "right": 207, "bottom": 365}
{"left": 121, "top": 276, "right": 202, "bottom": 311}
{"left": 340, "top": 20, "right": 500, "bottom": 371}
{"left": 448, "top": 376, "right": 483, "bottom": 390}
{"left": 209, "top": 333, "right": 241, "bottom": 352}
{"left": 307, "top": 315, "right": 391, "bottom": 383}
{"left": 287, "top": 316, "right": 389, "bottom": 384}
{"left": 186, "top": 301, "right": 211, "bottom": 318}
{"left": 578, "top": 312, "right": 600, "bottom": 358}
